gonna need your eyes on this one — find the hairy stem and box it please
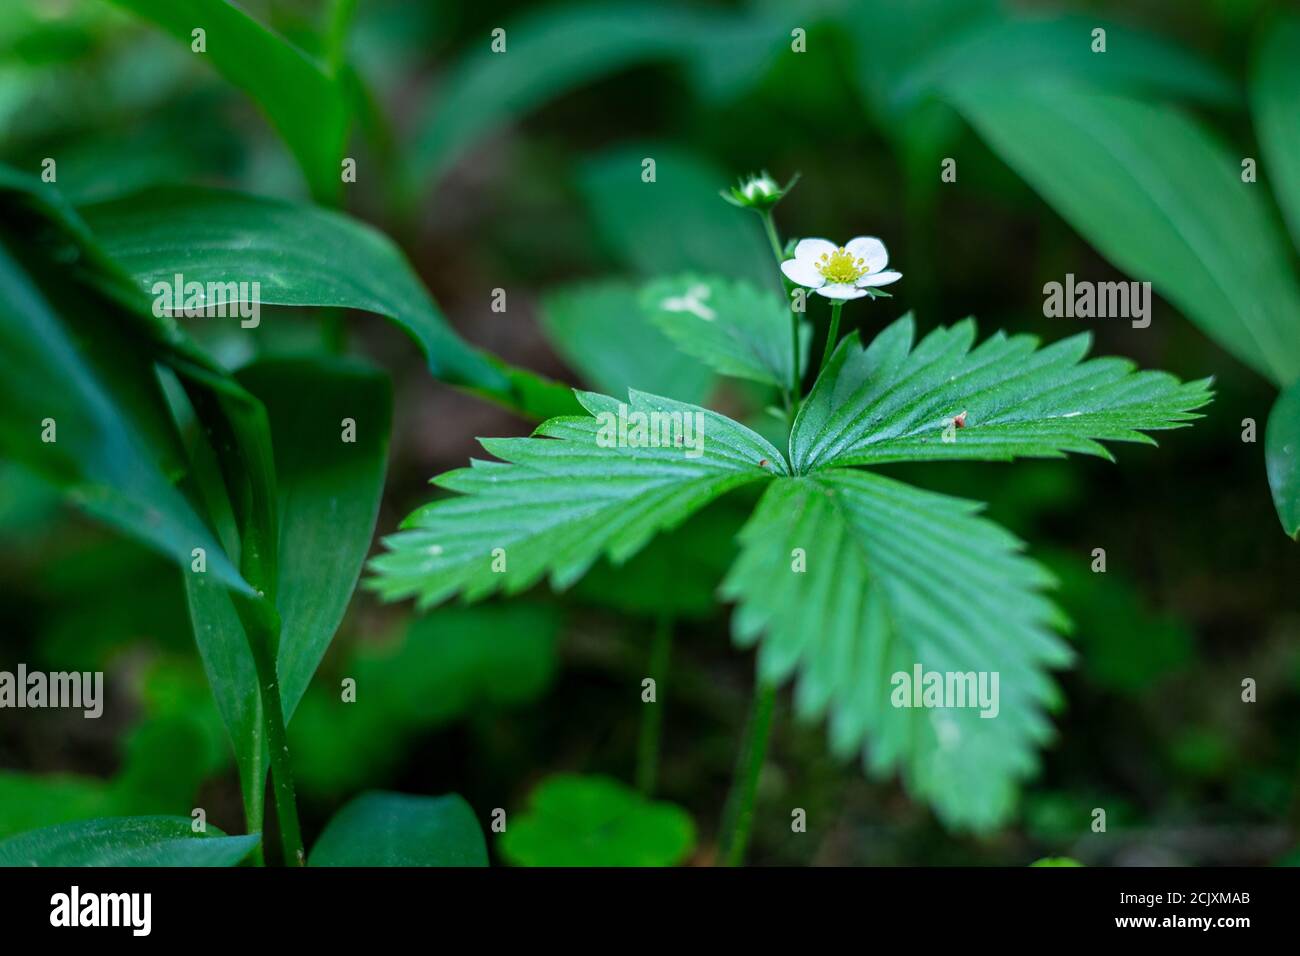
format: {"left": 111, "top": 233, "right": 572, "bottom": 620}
{"left": 718, "top": 681, "right": 776, "bottom": 866}
{"left": 636, "top": 615, "right": 674, "bottom": 795}
{"left": 820, "top": 300, "right": 844, "bottom": 375}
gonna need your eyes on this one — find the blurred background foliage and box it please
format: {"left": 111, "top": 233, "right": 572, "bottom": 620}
{"left": 3, "top": 0, "right": 1300, "bottom": 865}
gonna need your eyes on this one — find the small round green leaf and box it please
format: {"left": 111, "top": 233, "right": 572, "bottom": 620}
{"left": 500, "top": 774, "right": 695, "bottom": 867}
{"left": 309, "top": 792, "right": 488, "bottom": 867}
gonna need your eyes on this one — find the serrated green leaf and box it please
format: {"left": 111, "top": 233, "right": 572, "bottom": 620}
{"left": 641, "top": 273, "right": 808, "bottom": 388}
{"left": 79, "top": 186, "right": 577, "bottom": 419}
{"left": 309, "top": 792, "right": 487, "bottom": 867}
{"left": 1266, "top": 377, "right": 1300, "bottom": 539}
{"left": 790, "top": 316, "right": 1211, "bottom": 473}
{"left": 108, "top": 0, "right": 350, "bottom": 203}
{"left": 499, "top": 774, "right": 694, "bottom": 866}
{"left": 1252, "top": 16, "right": 1300, "bottom": 251}
{"left": 368, "top": 390, "right": 783, "bottom": 608}
{"left": 0, "top": 816, "right": 259, "bottom": 866}
{"left": 720, "top": 470, "right": 1071, "bottom": 831}
{"left": 947, "top": 80, "right": 1300, "bottom": 385}
{"left": 539, "top": 279, "right": 715, "bottom": 403}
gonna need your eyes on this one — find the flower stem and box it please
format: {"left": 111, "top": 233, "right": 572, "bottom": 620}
{"left": 636, "top": 614, "right": 674, "bottom": 795}
{"left": 718, "top": 681, "right": 776, "bottom": 866}
{"left": 759, "top": 210, "right": 784, "bottom": 265}
{"left": 759, "top": 210, "right": 802, "bottom": 404}
{"left": 819, "top": 300, "right": 844, "bottom": 375}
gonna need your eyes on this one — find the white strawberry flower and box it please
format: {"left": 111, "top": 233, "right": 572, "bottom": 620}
{"left": 780, "top": 236, "right": 902, "bottom": 300}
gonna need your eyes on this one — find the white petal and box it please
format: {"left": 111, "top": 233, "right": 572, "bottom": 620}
{"left": 793, "top": 237, "right": 837, "bottom": 263}
{"left": 858, "top": 270, "right": 902, "bottom": 288}
{"left": 845, "top": 236, "right": 888, "bottom": 273}
{"left": 815, "top": 284, "right": 869, "bottom": 300}
{"left": 781, "top": 258, "right": 825, "bottom": 288}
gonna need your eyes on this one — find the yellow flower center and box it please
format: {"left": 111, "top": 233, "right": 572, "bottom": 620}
{"left": 816, "top": 247, "right": 868, "bottom": 284}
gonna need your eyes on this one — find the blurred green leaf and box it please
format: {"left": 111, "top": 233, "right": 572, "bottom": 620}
{"left": 948, "top": 81, "right": 1300, "bottom": 386}
{"left": 408, "top": 3, "right": 784, "bottom": 191}
{"left": 791, "top": 316, "right": 1212, "bottom": 471}
{"left": 108, "top": 0, "right": 350, "bottom": 203}
{"left": 571, "top": 499, "right": 746, "bottom": 619}
{"left": 721, "top": 469, "right": 1071, "bottom": 831}
{"left": 846, "top": 0, "right": 1000, "bottom": 117}
{"left": 369, "top": 390, "right": 782, "bottom": 607}
{"left": 891, "top": 14, "right": 1237, "bottom": 113}
{"left": 539, "top": 279, "right": 715, "bottom": 403}
{"left": 1266, "top": 377, "right": 1300, "bottom": 538}
{"left": 1039, "top": 549, "right": 1191, "bottom": 693}
{"left": 578, "top": 145, "right": 772, "bottom": 286}
{"left": 309, "top": 791, "right": 487, "bottom": 866}
{"left": 499, "top": 773, "right": 694, "bottom": 866}
{"left": 642, "top": 274, "right": 807, "bottom": 389}
{"left": 0, "top": 816, "right": 259, "bottom": 866}
{"left": 293, "top": 604, "right": 560, "bottom": 797}
{"left": 0, "top": 774, "right": 109, "bottom": 842}
{"left": 1030, "top": 856, "right": 1083, "bottom": 867}
{"left": 1252, "top": 15, "right": 1300, "bottom": 250}
{"left": 80, "top": 186, "right": 576, "bottom": 418}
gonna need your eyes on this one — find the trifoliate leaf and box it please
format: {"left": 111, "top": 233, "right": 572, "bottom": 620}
{"left": 720, "top": 469, "right": 1072, "bottom": 831}
{"left": 368, "top": 390, "right": 784, "bottom": 608}
{"left": 499, "top": 774, "right": 694, "bottom": 867}
{"left": 641, "top": 273, "right": 809, "bottom": 388}
{"left": 790, "top": 315, "right": 1211, "bottom": 473}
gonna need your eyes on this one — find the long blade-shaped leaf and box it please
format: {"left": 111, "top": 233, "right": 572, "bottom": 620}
{"left": 238, "top": 357, "right": 391, "bottom": 717}
{"left": 0, "top": 817, "right": 259, "bottom": 866}
{"left": 108, "top": 0, "right": 350, "bottom": 203}
{"left": 721, "top": 470, "right": 1071, "bottom": 830}
{"left": 80, "top": 187, "right": 575, "bottom": 418}
{"left": 368, "top": 390, "right": 783, "bottom": 608}
{"left": 1252, "top": 16, "right": 1300, "bottom": 251}
{"left": 0, "top": 237, "right": 249, "bottom": 595}
{"left": 947, "top": 80, "right": 1300, "bottom": 385}
{"left": 1266, "top": 377, "right": 1300, "bottom": 539}
{"left": 790, "top": 316, "right": 1210, "bottom": 473}
{"left": 181, "top": 357, "right": 392, "bottom": 829}
{"left": 889, "top": 13, "right": 1237, "bottom": 112}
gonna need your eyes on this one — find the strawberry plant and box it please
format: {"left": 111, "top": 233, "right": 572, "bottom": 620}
{"left": 3, "top": 0, "right": 1295, "bottom": 872}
